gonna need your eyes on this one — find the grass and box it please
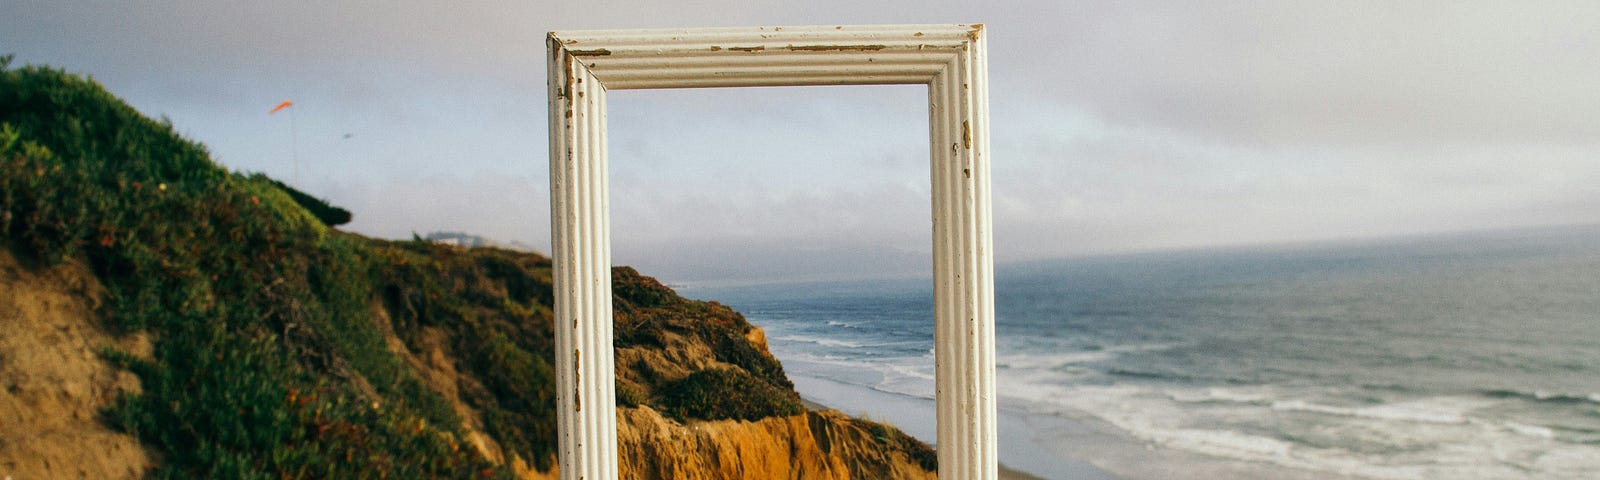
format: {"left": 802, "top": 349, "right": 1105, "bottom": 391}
{"left": 852, "top": 416, "right": 938, "bottom": 472}
{"left": 661, "top": 368, "right": 803, "bottom": 422}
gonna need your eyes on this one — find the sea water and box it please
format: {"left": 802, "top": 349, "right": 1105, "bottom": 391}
{"left": 684, "top": 225, "right": 1600, "bottom": 479}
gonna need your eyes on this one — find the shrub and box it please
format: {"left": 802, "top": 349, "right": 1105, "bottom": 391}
{"left": 854, "top": 417, "right": 938, "bottom": 472}
{"left": 616, "top": 382, "right": 646, "bottom": 408}
{"left": 370, "top": 241, "right": 560, "bottom": 471}
{"left": 661, "top": 368, "right": 803, "bottom": 422}
{"left": 468, "top": 330, "right": 557, "bottom": 470}
{"left": 712, "top": 328, "right": 793, "bottom": 390}
{"left": 267, "top": 177, "right": 352, "bottom": 226}
{"left": 611, "top": 266, "right": 675, "bottom": 309}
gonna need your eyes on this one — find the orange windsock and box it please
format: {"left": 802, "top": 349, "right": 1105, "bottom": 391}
{"left": 269, "top": 100, "right": 293, "bottom": 115}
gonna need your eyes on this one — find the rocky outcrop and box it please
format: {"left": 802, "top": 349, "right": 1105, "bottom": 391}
{"left": 374, "top": 257, "right": 938, "bottom": 479}
{"left": 617, "top": 407, "right": 936, "bottom": 480}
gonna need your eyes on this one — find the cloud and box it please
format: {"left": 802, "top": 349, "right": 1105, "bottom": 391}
{"left": 6, "top": 0, "right": 1599, "bottom": 282}
{"left": 1013, "top": 1, "right": 1600, "bottom": 146}
{"left": 993, "top": 104, "right": 1600, "bottom": 257}
{"left": 15, "top": 1, "right": 1599, "bottom": 150}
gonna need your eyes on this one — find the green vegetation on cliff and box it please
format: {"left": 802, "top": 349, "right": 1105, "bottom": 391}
{"left": 1, "top": 58, "right": 921, "bottom": 478}
{"left": 2, "top": 58, "right": 497, "bottom": 478}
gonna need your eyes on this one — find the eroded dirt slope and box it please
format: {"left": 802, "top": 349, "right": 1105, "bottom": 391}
{"left": 0, "top": 249, "right": 153, "bottom": 478}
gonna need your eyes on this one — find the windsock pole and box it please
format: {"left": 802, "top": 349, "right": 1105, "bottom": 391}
{"left": 269, "top": 100, "right": 298, "bottom": 184}
{"left": 290, "top": 106, "right": 299, "bottom": 184}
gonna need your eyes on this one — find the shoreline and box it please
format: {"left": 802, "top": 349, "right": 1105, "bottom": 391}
{"left": 792, "top": 374, "right": 1115, "bottom": 480}
{"left": 798, "top": 399, "right": 1046, "bottom": 480}
{"left": 792, "top": 373, "right": 1368, "bottom": 480}
{"left": 804, "top": 388, "right": 1043, "bottom": 480}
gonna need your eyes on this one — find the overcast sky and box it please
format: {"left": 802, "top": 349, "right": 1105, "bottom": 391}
{"left": 5, "top": 1, "right": 1598, "bottom": 284}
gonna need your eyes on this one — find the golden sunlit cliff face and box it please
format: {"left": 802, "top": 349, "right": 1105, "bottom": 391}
{"left": 616, "top": 407, "right": 937, "bottom": 480}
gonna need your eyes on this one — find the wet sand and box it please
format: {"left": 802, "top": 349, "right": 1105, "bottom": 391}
{"left": 794, "top": 374, "right": 1115, "bottom": 480}
{"left": 794, "top": 373, "right": 1363, "bottom": 480}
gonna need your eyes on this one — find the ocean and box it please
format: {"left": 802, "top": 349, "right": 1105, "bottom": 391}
{"left": 682, "top": 225, "right": 1600, "bottom": 479}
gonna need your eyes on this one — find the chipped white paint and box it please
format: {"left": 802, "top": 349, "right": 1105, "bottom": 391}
{"left": 547, "top": 24, "right": 995, "bottom": 480}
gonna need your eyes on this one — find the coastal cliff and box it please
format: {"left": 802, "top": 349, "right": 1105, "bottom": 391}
{"left": 0, "top": 59, "right": 935, "bottom": 479}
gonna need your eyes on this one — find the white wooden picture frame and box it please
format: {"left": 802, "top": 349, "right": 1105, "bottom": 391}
{"left": 547, "top": 24, "right": 996, "bottom": 480}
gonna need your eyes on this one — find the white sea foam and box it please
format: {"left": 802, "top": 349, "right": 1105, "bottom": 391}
{"left": 885, "top": 362, "right": 935, "bottom": 381}
{"left": 1162, "top": 428, "right": 1294, "bottom": 458}
{"left": 998, "top": 351, "right": 1114, "bottom": 369}
{"left": 1351, "top": 399, "right": 1484, "bottom": 425}
{"left": 780, "top": 331, "right": 1600, "bottom": 478}
{"left": 996, "top": 343, "right": 1175, "bottom": 371}
{"left": 774, "top": 325, "right": 1600, "bottom": 479}
{"left": 776, "top": 350, "right": 880, "bottom": 372}
{"left": 1269, "top": 397, "right": 1491, "bottom": 425}
{"left": 1168, "top": 386, "right": 1274, "bottom": 405}
{"left": 773, "top": 334, "right": 865, "bottom": 349}
{"left": 1007, "top": 383, "right": 1600, "bottom": 480}
{"left": 1488, "top": 388, "right": 1600, "bottom": 405}
{"left": 1531, "top": 390, "right": 1600, "bottom": 405}
{"left": 992, "top": 370, "right": 1075, "bottom": 409}
{"left": 772, "top": 347, "right": 937, "bottom": 399}
{"left": 1504, "top": 421, "right": 1556, "bottom": 439}
{"left": 871, "top": 362, "right": 937, "bottom": 399}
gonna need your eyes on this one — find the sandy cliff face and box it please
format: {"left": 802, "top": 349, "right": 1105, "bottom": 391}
{"left": 617, "top": 406, "right": 936, "bottom": 480}
{"left": 504, "top": 407, "right": 939, "bottom": 480}
{"left": 0, "top": 249, "right": 154, "bottom": 478}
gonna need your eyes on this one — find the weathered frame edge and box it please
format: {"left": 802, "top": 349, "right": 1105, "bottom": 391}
{"left": 547, "top": 24, "right": 995, "bottom": 480}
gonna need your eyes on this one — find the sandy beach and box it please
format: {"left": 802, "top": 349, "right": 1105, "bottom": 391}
{"left": 800, "top": 395, "right": 1047, "bottom": 480}
{"left": 794, "top": 374, "right": 1115, "bottom": 480}
{"left": 794, "top": 374, "right": 1365, "bottom": 480}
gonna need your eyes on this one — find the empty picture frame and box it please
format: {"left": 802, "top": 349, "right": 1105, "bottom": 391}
{"left": 546, "top": 24, "right": 996, "bottom": 480}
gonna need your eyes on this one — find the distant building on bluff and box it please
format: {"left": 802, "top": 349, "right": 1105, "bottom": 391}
{"left": 423, "top": 231, "right": 496, "bottom": 248}
{"left": 423, "top": 231, "right": 537, "bottom": 252}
